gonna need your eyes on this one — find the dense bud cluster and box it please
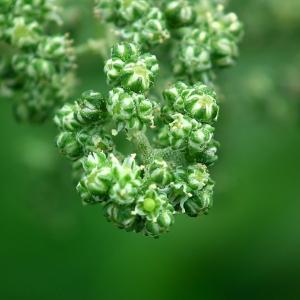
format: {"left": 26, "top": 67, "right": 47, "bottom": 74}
{"left": 96, "top": 0, "right": 243, "bottom": 84}
{"left": 55, "top": 42, "right": 220, "bottom": 237}
{"left": 0, "top": 0, "right": 75, "bottom": 122}
{"left": 95, "top": 0, "right": 170, "bottom": 49}
{"left": 54, "top": 1, "right": 243, "bottom": 238}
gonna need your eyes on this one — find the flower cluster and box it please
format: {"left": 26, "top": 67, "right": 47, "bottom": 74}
{"left": 0, "top": 0, "right": 75, "bottom": 122}
{"left": 55, "top": 41, "right": 220, "bottom": 237}
{"left": 96, "top": 0, "right": 243, "bottom": 84}
{"left": 95, "top": 0, "right": 170, "bottom": 49}
{"left": 172, "top": 3, "right": 244, "bottom": 83}
{"left": 53, "top": 0, "right": 243, "bottom": 238}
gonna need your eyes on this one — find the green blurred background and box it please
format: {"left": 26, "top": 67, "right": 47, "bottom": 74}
{"left": 1, "top": 0, "right": 300, "bottom": 299}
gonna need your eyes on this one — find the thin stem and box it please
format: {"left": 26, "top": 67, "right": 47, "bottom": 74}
{"left": 128, "top": 130, "right": 187, "bottom": 166}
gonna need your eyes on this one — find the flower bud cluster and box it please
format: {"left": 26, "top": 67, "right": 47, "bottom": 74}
{"left": 95, "top": 0, "right": 170, "bottom": 49}
{"left": 55, "top": 40, "right": 223, "bottom": 237}
{"left": 0, "top": 0, "right": 75, "bottom": 122}
{"left": 55, "top": 0, "right": 243, "bottom": 238}
{"left": 172, "top": 3, "right": 243, "bottom": 83}
{"left": 96, "top": 1, "right": 243, "bottom": 84}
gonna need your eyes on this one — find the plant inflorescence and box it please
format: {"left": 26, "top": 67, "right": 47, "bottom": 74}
{"left": 54, "top": 0, "right": 243, "bottom": 238}
{"left": 0, "top": 0, "right": 75, "bottom": 122}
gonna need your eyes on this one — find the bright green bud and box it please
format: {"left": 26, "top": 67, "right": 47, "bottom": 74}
{"left": 164, "top": 0, "right": 196, "bottom": 28}
{"left": 135, "top": 186, "right": 166, "bottom": 221}
{"left": 144, "top": 204, "right": 175, "bottom": 237}
{"left": 56, "top": 131, "right": 83, "bottom": 161}
{"left": 148, "top": 159, "right": 173, "bottom": 186}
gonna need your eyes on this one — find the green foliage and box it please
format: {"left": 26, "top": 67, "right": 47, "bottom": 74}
{"left": 0, "top": 0, "right": 76, "bottom": 122}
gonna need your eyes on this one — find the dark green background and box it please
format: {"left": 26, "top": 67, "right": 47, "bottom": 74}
{"left": 1, "top": 0, "right": 300, "bottom": 299}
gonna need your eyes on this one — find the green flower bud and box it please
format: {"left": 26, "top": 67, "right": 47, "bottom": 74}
{"left": 107, "top": 87, "right": 137, "bottom": 121}
{"left": 199, "top": 140, "right": 219, "bottom": 166}
{"left": 117, "top": 0, "right": 150, "bottom": 24}
{"left": 187, "top": 164, "right": 210, "bottom": 191}
{"left": 173, "top": 29, "right": 212, "bottom": 78}
{"left": 56, "top": 131, "right": 83, "bottom": 161}
{"left": 77, "top": 127, "right": 114, "bottom": 155}
{"left": 76, "top": 180, "right": 104, "bottom": 205}
{"left": 104, "top": 202, "right": 139, "bottom": 230}
{"left": 107, "top": 87, "right": 155, "bottom": 129}
{"left": 148, "top": 159, "right": 173, "bottom": 186}
{"left": 108, "top": 154, "right": 142, "bottom": 205}
{"left": 164, "top": 0, "right": 196, "bottom": 28}
{"left": 10, "top": 17, "right": 40, "bottom": 47}
{"left": 184, "top": 182, "right": 214, "bottom": 217}
{"left": 122, "top": 8, "right": 170, "bottom": 49}
{"left": 81, "top": 167, "right": 112, "bottom": 195}
{"left": 135, "top": 186, "right": 168, "bottom": 221}
{"left": 168, "top": 113, "right": 198, "bottom": 149}
{"left": 188, "top": 123, "right": 214, "bottom": 154}
{"left": 82, "top": 152, "right": 109, "bottom": 173}
{"left": 95, "top": 0, "right": 150, "bottom": 25}
{"left": 74, "top": 90, "right": 105, "bottom": 124}
{"left": 54, "top": 103, "right": 80, "bottom": 131}
{"left": 144, "top": 205, "right": 175, "bottom": 237}
{"left": 77, "top": 152, "right": 113, "bottom": 203}
{"left": 183, "top": 83, "right": 219, "bottom": 123}
{"left": 105, "top": 42, "right": 159, "bottom": 92}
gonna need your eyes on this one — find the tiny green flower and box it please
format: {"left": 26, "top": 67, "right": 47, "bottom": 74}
{"left": 105, "top": 42, "right": 159, "bottom": 92}
{"left": 148, "top": 159, "right": 173, "bottom": 186}
{"left": 56, "top": 131, "right": 83, "bottom": 161}
{"left": 164, "top": 0, "right": 196, "bottom": 28}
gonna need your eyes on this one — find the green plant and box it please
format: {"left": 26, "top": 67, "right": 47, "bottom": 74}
{"left": 55, "top": 0, "right": 243, "bottom": 237}
{"left": 0, "top": 0, "right": 75, "bottom": 122}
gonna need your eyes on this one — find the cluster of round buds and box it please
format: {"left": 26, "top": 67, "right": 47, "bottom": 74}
{"left": 95, "top": 0, "right": 170, "bottom": 49}
{"left": 55, "top": 40, "right": 222, "bottom": 237}
{"left": 156, "top": 81, "right": 219, "bottom": 166}
{"left": 104, "top": 43, "right": 159, "bottom": 93}
{"left": 95, "top": 0, "right": 243, "bottom": 84}
{"left": 172, "top": 3, "right": 243, "bottom": 83}
{"left": 0, "top": 0, "right": 76, "bottom": 122}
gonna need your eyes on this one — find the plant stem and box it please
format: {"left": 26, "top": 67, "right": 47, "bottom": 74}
{"left": 128, "top": 130, "right": 186, "bottom": 166}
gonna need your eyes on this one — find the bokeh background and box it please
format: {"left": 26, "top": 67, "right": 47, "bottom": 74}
{"left": 1, "top": 0, "right": 300, "bottom": 299}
